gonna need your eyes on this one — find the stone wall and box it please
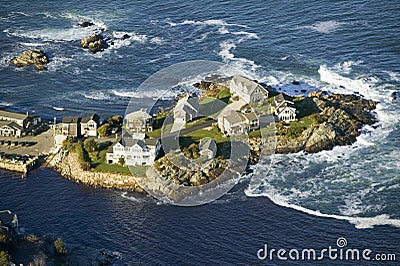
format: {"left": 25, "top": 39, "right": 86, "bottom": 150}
{"left": 54, "top": 152, "right": 143, "bottom": 192}
{"left": 0, "top": 161, "right": 28, "bottom": 173}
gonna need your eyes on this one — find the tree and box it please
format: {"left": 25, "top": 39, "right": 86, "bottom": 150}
{"left": 54, "top": 238, "right": 67, "bottom": 255}
{"left": 97, "top": 124, "right": 109, "bottom": 137}
{"left": 0, "top": 251, "right": 12, "bottom": 265}
{"left": 118, "top": 157, "right": 125, "bottom": 166}
{"left": 84, "top": 138, "right": 98, "bottom": 152}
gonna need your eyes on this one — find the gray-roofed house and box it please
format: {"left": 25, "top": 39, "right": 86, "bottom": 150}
{"left": 0, "top": 121, "right": 23, "bottom": 138}
{"left": 199, "top": 138, "right": 217, "bottom": 159}
{"left": 218, "top": 110, "right": 247, "bottom": 136}
{"left": 271, "top": 93, "right": 297, "bottom": 122}
{"left": 61, "top": 116, "right": 81, "bottom": 137}
{"left": 106, "top": 136, "right": 160, "bottom": 166}
{"left": 242, "top": 110, "right": 259, "bottom": 131}
{"left": 174, "top": 94, "right": 199, "bottom": 124}
{"left": 230, "top": 76, "right": 268, "bottom": 103}
{"left": 0, "top": 110, "right": 42, "bottom": 137}
{"left": 81, "top": 114, "right": 100, "bottom": 137}
{"left": 125, "top": 109, "right": 153, "bottom": 133}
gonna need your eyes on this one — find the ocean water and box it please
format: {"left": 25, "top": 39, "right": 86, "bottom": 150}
{"left": 0, "top": 0, "right": 399, "bottom": 264}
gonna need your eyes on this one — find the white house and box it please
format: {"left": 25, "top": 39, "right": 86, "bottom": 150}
{"left": 125, "top": 109, "right": 153, "bottom": 133}
{"left": 0, "top": 121, "right": 22, "bottom": 138}
{"left": 230, "top": 76, "right": 268, "bottom": 103}
{"left": 81, "top": 114, "right": 100, "bottom": 137}
{"left": 218, "top": 110, "right": 246, "bottom": 136}
{"left": 272, "top": 93, "right": 297, "bottom": 122}
{"left": 199, "top": 138, "right": 217, "bottom": 159}
{"left": 174, "top": 94, "right": 199, "bottom": 124}
{"left": 0, "top": 110, "right": 42, "bottom": 137}
{"left": 106, "top": 136, "right": 160, "bottom": 166}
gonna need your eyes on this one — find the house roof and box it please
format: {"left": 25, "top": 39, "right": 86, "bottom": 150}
{"left": 224, "top": 110, "right": 245, "bottom": 125}
{"left": 199, "top": 138, "right": 216, "bottom": 152}
{"left": 0, "top": 121, "right": 23, "bottom": 130}
{"left": 231, "top": 76, "right": 265, "bottom": 96}
{"left": 62, "top": 116, "right": 80, "bottom": 124}
{"left": 145, "top": 138, "right": 159, "bottom": 146}
{"left": 117, "top": 137, "right": 147, "bottom": 150}
{"left": 243, "top": 111, "right": 257, "bottom": 122}
{"left": 274, "top": 93, "right": 293, "bottom": 105}
{"left": 125, "top": 109, "right": 152, "bottom": 120}
{"left": 81, "top": 113, "right": 99, "bottom": 123}
{"left": 175, "top": 94, "right": 199, "bottom": 114}
{"left": 0, "top": 110, "right": 28, "bottom": 121}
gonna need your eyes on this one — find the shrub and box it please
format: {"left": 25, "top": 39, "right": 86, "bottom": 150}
{"left": 84, "top": 138, "right": 98, "bottom": 152}
{"left": 118, "top": 157, "right": 125, "bottom": 166}
{"left": 0, "top": 251, "right": 12, "bottom": 265}
{"left": 75, "top": 141, "right": 92, "bottom": 170}
{"left": 62, "top": 137, "right": 77, "bottom": 151}
{"left": 54, "top": 238, "right": 67, "bottom": 255}
{"left": 25, "top": 233, "right": 39, "bottom": 243}
{"left": 287, "top": 125, "right": 306, "bottom": 139}
{"left": 97, "top": 116, "right": 123, "bottom": 137}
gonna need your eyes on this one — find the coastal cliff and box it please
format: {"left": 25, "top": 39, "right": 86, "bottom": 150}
{"left": 54, "top": 152, "right": 143, "bottom": 192}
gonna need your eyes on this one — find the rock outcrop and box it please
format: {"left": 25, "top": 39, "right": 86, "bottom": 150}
{"left": 274, "top": 92, "right": 377, "bottom": 154}
{"left": 154, "top": 155, "right": 230, "bottom": 186}
{"left": 11, "top": 49, "right": 49, "bottom": 70}
{"left": 80, "top": 34, "right": 108, "bottom": 53}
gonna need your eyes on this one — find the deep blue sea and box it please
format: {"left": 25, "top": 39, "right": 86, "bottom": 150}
{"left": 0, "top": 0, "right": 399, "bottom": 264}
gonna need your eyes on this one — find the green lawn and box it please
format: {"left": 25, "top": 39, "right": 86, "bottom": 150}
{"left": 183, "top": 124, "right": 228, "bottom": 144}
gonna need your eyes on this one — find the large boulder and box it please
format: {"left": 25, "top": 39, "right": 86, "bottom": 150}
{"left": 80, "top": 34, "right": 108, "bottom": 53}
{"left": 11, "top": 49, "right": 49, "bottom": 69}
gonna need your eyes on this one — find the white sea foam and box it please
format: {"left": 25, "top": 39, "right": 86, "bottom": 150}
{"left": 5, "top": 26, "right": 103, "bottom": 42}
{"left": 19, "top": 42, "right": 49, "bottom": 47}
{"left": 318, "top": 65, "right": 379, "bottom": 98}
{"left": 333, "top": 60, "right": 363, "bottom": 74}
{"left": 150, "top": 37, "right": 164, "bottom": 45}
{"left": 245, "top": 187, "right": 400, "bottom": 229}
{"left": 300, "top": 20, "right": 346, "bottom": 33}
{"left": 120, "top": 192, "right": 142, "bottom": 203}
{"left": 231, "top": 31, "right": 259, "bottom": 41}
{"left": 218, "top": 26, "right": 229, "bottom": 34}
{"left": 382, "top": 70, "right": 400, "bottom": 82}
{"left": 60, "top": 12, "right": 108, "bottom": 31}
{"left": 52, "top": 107, "right": 64, "bottom": 111}
{"left": 178, "top": 19, "right": 247, "bottom": 28}
{"left": 112, "top": 89, "right": 176, "bottom": 100}
{"left": 82, "top": 91, "right": 113, "bottom": 101}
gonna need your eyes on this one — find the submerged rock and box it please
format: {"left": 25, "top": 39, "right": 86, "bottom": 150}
{"left": 390, "top": 91, "right": 398, "bottom": 101}
{"left": 80, "top": 34, "right": 108, "bottom": 53}
{"left": 78, "top": 21, "right": 95, "bottom": 27}
{"left": 35, "top": 65, "right": 47, "bottom": 71}
{"left": 120, "top": 34, "right": 131, "bottom": 40}
{"left": 11, "top": 49, "right": 49, "bottom": 70}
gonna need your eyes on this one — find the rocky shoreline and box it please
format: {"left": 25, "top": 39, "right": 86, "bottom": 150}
{"left": 53, "top": 152, "right": 143, "bottom": 192}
